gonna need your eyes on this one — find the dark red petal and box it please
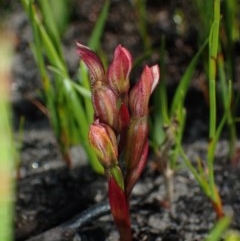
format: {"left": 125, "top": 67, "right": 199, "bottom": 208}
{"left": 108, "top": 45, "right": 132, "bottom": 95}
{"left": 76, "top": 42, "right": 106, "bottom": 85}
{"left": 125, "top": 141, "right": 149, "bottom": 197}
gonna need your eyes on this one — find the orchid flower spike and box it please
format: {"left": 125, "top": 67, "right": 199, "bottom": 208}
{"left": 77, "top": 42, "right": 160, "bottom": 241}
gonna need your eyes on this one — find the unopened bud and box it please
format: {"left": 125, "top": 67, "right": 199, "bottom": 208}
{"left": 124, "top": 117, "right": 148, "bottom": 172}
{"left": 76, "top": 42, "right": 106, "bottom": 85}
{"left": 129, "top": 65, "right": 160, "bottom": 118}
{"left": 108, "top": 44, "right": 132, "bottom": 96}
{"left": 89, "top": 121, "right": 118, "bottom": 169}
{"left": 92, "top": 82, "right": 119, "bottom": 130}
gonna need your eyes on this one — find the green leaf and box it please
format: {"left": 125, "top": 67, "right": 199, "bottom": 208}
{"left": 205, "top": 216, "right": 232, "bottom": 241}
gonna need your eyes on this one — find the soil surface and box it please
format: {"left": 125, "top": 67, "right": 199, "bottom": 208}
{"left": 3, "top": 0, "right": 240, "bottom": 240}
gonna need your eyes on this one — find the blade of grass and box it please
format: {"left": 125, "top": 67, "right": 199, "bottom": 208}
{"left": 208, "top": 0, "right": 220, "bottom": 138}
{"left": 217, "top": 51, "right": 236, "bottom": 156}
{"left": 172, "top": 107, "right": 186, "bottom": 168}
{"left": 133, "top": 0, "right": 151, "bottom": 51}
{"left": 48, "top": 66, "right": 91, "bottom": 98}
{"left": 39, "top": 0, "right": 64, "bottom": 60}
{"left": 178, "top": 146, "right": 204, "bottom": 190}
{"left": 24, "top": 0, "right": 67, "bottom": 74}
{"left": 64, "top": 80, "right": 103, "bottom": 172}
{"left": 194, "top": 0, "right": 213, "bottom": 41}
{"left": 158, "top": 37, "right": 168, "bottom": 123}
{"left": 205, "top": 215, "right": 232, "bottom": 241}
{"left": 22, "top": 0, "right": 105, "bottom": 173}
{"left": 170, "top": 38, "right": 208, "bottom": 115}
{"left": 0, "top": 29, "right": 16, "bottom": 241}
{"left": 37, "top": 21, "right": 67, "bottom": 75}
{"left": 22, "top": 0, "right": 60, "bottom": 137}
{"left": 48, "top": 0, "right": 70, "bottom": 34}
{"left": 208, "top": 0, "right": 220, "bottom": 199}
{"left": 151, "top": 37, "right": 168, "bottom": 149}
{"left": 222, "top": 0, "right": 238, "bottom": 83}
{"left": 88, "top": 0, "right": 110, "bottom": 50}
{"left": 207, "top": 80, "right": 232, "bottom": 179}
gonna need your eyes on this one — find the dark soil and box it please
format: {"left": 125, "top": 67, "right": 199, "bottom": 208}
{"left": 3, "top": 0, "right": 240, "bottom": 240}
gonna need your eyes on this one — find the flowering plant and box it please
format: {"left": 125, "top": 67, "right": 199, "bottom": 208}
{"left": 77, "top": 43, "right": 159, "bottom": 241}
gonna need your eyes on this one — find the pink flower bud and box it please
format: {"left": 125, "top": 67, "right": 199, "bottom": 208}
{"left": 125, "top": 141, "right": 148, "bottom": 197}
{"left": 76, "top": 42, "right": 106, "bottom": 85}
{"left": 89, "top": 121, "right": 118, "bottom": 169}
{"left": 124, "top": 117, "right": 148, "bottom": 172}
{"left": 108, "top": 45, "right": 132, "bottom": 96}
{"left": 92, "top": 81, "right": 119, "bottom": 130}
{"left": 129, "top": 65, "right": 160, "bottom": 117}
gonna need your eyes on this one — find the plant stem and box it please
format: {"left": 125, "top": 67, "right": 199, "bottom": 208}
{"left": 163, "top": 164, "right": 174, "bottom": 208}
{"left": 108, "top": 172, "right": 132, "bottom": 241}
{"left": 208, "top": 0, "right": 220, "bottom": 204}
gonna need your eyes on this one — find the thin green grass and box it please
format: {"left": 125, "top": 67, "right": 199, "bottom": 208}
{"left": 150, "top": 0, "right": 237, "bottom": 219}
{"left": 193, "top": 0, "right": 238, "bottom": 159}
{"left": 132, "top": 0, "right": 151, "bottom": 51}
{"left": 0, "top": 29, "right": 16, "bottom": 241}
{"left": 205, "top": 215, "right": 232, "bottom": 241}
{"left": 207, "top": 0, "right": 222, "bottom": 206}
{"left": 176, "top": 0, "right": 228, "bottom": 218}
{"left": 21, "top": 0, "right": 110, "bottom": 173}
{"left": 150, "top": 35, "right": 207, "bottom": 206}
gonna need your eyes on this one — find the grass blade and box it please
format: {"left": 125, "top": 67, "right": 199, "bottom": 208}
{"left": 0, "top": 29, "right": 16, "bottom": 241}
{"left": 205, "top": 216, "right": 232, "bottom": 241}
{"left": 170, "top": 38, "right": 208, "bottom": 115}
{"left": 39, "top": 0, "right": 64, "bottom": 59}
{"left": 88, "top": 0, "right": 110, "bottom": 50}
{"left": 207, "top": 0, "right": 220, "bottom": 200}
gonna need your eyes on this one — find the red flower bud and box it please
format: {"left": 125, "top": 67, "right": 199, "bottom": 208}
{"left": 88, "top": 121, "right": 118, "bottom": 169}
{"left": 124, "top": 117, "right": 148, "bottom": 172}
{"left": 125, "top": 141, "right": 148, "bottom": 197}
{"left": 129, "top": 65, "right": 160, "bottom": 118}
{"left": 108, "top": 45, "right": 132, "bottom": 96}
{"left": 92, "top": 81, "right": 119, "bottom": 130}
{"left": 76, "top": 42, "right": 106, "bottom": 85}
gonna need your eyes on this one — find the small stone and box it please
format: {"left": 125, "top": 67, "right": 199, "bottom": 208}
{"left": 148, "top": 214, "right": 168, "bottom": 232}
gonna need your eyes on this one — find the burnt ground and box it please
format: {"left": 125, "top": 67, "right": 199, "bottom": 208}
{"left": 2, "top": 0, "right": 240, "bottom": 240}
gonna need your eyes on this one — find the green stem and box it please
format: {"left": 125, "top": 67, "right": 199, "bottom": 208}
{"left": 208, "top": 0, "right": 220, "bottom": 202}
